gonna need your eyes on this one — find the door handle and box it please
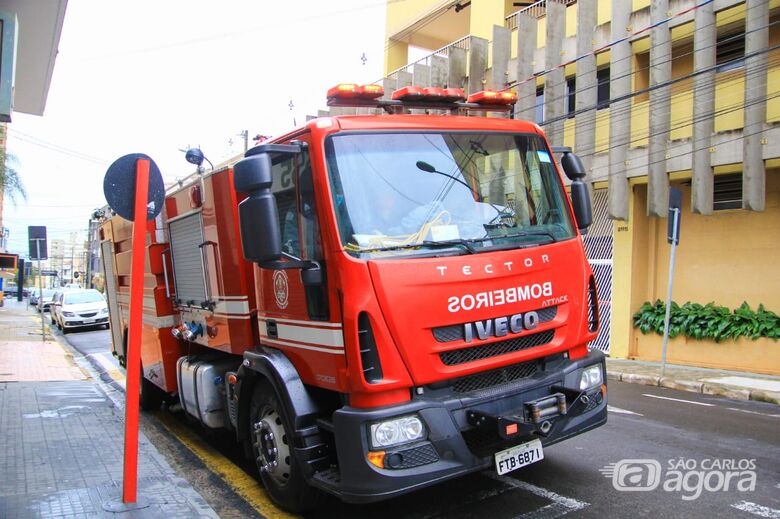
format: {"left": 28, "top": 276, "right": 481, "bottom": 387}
{"left": 266, "top": 320, "right": 278, "bottom": 339}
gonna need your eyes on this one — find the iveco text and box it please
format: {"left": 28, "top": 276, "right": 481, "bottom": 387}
{"left": 447, "top": 282, "right": 554, "bottom": 312}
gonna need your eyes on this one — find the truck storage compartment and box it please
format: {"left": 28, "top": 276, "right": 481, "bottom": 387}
{"left": 177, "top": 356, "right": 239, "bottom": 428}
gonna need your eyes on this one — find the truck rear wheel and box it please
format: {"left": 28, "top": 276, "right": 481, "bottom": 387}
{"left": 249, "top": 381, "right": 325, "bottom": 512}
{"left": 139, "top": 370, "right": 164, "bottom": 411}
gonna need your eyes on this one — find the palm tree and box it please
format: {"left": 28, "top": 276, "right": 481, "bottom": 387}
{"left": 0, "top": 150, "right": 26, "bottom": 204}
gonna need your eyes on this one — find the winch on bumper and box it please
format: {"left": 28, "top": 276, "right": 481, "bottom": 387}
{"left": 312, "top": 350, "right": 607, "bottom": 503}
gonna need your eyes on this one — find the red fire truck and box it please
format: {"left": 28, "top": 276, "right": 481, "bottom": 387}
{"left": 100, "top": 84, "right": 606, "bottom": 512}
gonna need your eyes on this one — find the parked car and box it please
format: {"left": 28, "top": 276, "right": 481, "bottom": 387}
{"left": 3, "top": 283, "right": 18, "bottom": 297}
{"left": 37, "top": 289, "right": 56, "bottom": 313}
{"left": 50, "top": 289, "right": 78, "bottom": 324}
{"left": 53, "top": 289, "right": 109, "bottom": 334}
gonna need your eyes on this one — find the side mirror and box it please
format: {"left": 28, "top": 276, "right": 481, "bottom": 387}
{"left": 555, "top": 147, "right": 586, "bottom": 182}
{"left": 553, "top": 147, "right": 592, "bottom": 232}
{"left": 301, "top": 262, "right": 324, "bottom": 287}
{"left": 570, "top": 182, "right": 593, "bottom": 231}
{"left": 234, "top": 154, "right": 282, "bottom": 263}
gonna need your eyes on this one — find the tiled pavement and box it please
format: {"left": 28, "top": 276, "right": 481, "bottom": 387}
{"left": 0, "top": 300, "right": 218, "bottom": 518}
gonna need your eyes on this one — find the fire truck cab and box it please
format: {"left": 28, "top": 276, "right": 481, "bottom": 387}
{"left": 100, "top": 84, "right": 606, "bottom": 512}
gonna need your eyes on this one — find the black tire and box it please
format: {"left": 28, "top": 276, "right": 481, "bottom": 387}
{"left": 248, "top": 381, "right": 325, "bottom": 512}
{"left": 140, "top": 373, "right": 164, "bottom": 411}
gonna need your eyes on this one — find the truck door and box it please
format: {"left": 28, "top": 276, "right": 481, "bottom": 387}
{"left": 256, "top": 134, "right": 344, "bottom": 389}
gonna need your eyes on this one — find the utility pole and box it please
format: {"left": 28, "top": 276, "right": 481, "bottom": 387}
{"left": 239, "top": 130, "right": 249, "bottom": 152}
{"left": 31, "top": 240, "right": 45, "bottom": 342}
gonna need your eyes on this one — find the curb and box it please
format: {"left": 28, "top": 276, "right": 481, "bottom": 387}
{"left": 606, "top": 370, "right": 780, "bottom": 406}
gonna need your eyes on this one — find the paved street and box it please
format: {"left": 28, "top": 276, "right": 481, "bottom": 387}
{"left": 54, "top": 308, "right": 780, "bottom": 519}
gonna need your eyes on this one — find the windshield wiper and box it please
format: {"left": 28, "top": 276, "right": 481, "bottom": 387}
{"left": 351, "top": 239, "right": 477, "bottom": 255}
{"left": 475, "top": 230, "right": 559, "bottom": 245}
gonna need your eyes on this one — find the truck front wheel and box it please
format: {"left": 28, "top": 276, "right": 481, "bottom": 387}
{"left": 248, "top": 381, "right": 325, "bottom": 512}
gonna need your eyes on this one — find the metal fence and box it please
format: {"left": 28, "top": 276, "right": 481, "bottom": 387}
{"left": 384, "top": 35, "right": 472, "bottom": 81}
{"left": 505, "top": 0, "right": 577, "bottom": 30}
{"left": 582, "top": 188, "right": 613, "bottom": 353}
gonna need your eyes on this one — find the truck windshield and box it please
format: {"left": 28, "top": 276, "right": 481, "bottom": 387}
{"left": 325, "top": 132, "right": 576, "bottom": 258}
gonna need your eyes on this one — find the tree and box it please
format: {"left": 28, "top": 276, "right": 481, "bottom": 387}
{"left": 0, "top": 150, "right": 26, "bottom": 204}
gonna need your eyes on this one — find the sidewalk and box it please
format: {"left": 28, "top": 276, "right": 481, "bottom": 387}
{"left": 606, "top": 357, "right": 780, "bottom": 405}
{"left": 0, "top": 300, "right": 218, "bottom": 518}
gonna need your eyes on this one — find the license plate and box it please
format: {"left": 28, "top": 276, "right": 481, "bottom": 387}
{"left": 495, "top": 439, "right": 544, "bottom": 475}
{"left": 83, "top": 319, "right": 95, "bottom": 324}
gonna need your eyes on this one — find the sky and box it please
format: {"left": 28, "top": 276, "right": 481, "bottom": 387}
{"left": 4, "top": 0, "right": 388, "bottom": 259}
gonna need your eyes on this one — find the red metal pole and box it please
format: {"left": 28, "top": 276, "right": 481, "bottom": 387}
{"left": 122, "top": 158, "right": 149, "bottom": 503}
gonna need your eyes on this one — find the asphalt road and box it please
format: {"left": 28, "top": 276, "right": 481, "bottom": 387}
{"left": 55, "top": 312, "right": 780, "bottom": 519}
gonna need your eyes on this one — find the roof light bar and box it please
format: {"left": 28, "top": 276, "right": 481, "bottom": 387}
{"left": 326, "top": 83, "right": 513, "bottom": 113}
{"left": 327, "top": 83, "right": 385, "bottom": 100}
{"left": 391, "top": 86, "right": 425, "bottom": 101}
{"left": 358, "top": 84, "right": 385, "bottom": 99}
{"left": 442, "top": 88, "right": 466, "bottom": 103}
{"left": 467, "top": 89, "right": 517, "bottom": 105}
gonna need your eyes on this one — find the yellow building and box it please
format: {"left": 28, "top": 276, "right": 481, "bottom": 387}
{"left": 382, "top": 0, "right": 780, "bottom": 373}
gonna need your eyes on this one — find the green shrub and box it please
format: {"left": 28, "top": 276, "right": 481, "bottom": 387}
{"left": 632, "top": 300, "right": 780, "bottom": 342}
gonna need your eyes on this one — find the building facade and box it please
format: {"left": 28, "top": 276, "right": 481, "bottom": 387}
{"left": 381, "top": 0, "right": 779, "bottom": 368}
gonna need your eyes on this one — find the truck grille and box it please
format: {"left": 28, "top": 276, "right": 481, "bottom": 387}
{"left": 439, "top": 329, "right": 554, "bottom": 366}
{"left": 432, "top": 306, "right": 558, "bottom": 343}
{"left": 452, "top": 360, "right": 539, "bottom": 394}
{"left": 587, "top": 275, "right": 599, "bottom": 332}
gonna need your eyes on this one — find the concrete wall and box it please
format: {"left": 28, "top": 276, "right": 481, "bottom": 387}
{"left": 608, "top": 170, "right": 780, "bottom": 358}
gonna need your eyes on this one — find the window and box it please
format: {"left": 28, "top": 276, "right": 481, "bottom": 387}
{"left": 716, "top": 30, "right": 745, "bottom": 73}
{"left": 566, "top": 77, "right": 576, "bottom": 117}
{"left": 713, "top": 174, "right": 742, "bottom": 211}
{"left": 271, "top": 154, "right": 301, "bottom": 257}
{"left": 297, "top": 147, "right": 322, "bottom": 262}
{"left": 535, "top": 87, "right": 544, "bottom": 124}
{"left": 597, "top": 67, "right": 610, "bottom": 109}
{"left": 557, "top": 69, "right": 608, "bottom": 114}
{"left": 325, "top": 132, "right": 576, "bottom": 259}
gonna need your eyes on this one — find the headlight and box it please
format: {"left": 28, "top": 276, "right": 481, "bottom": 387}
{"left": 62, "top": 311, "right": 75, "bottom": 317}
{"left": 579, "top": 365, "right": 603, "bottom": 390}
{"left": 369, "top": 415, "right": 426, "bottom": 449}
{"left": 100, "top": 307, "right": 109, "bottom": 314}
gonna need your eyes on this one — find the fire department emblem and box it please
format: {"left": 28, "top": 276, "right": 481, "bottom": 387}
{"left": 273, "top": 270, "right": 289, "bottom": 309}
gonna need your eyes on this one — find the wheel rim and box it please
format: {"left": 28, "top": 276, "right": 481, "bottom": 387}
{"left": 252, "top": 405, "right": 292, "bottom": 486}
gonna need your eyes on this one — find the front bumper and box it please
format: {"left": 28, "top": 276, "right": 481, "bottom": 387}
{"left": 313, "top": 350, "right": 607, "bottom": 503}
{"left": 62, "top": 316, "right": 109, "bottom": 328}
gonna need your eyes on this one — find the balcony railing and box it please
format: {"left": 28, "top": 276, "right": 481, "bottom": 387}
{"left": 384, "top": 35, "right": 472, "bottom": 81}
{"left": 505, "top": 0, "right": 577, "bottom": 30}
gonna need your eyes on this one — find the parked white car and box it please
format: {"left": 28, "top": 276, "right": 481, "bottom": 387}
{"left": 37, "top": 289, "right": 56, "bottom": 313}
{"left": 54, "top": 289, "right": 109, "bottom": 334}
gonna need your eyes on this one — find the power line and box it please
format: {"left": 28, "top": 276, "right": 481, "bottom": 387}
{"left": 82, "top": 0, "right": 405, "bottom": 61}
{"left": 539, "top": 43, "right": 779, "bottom": 128}
{"left": 574, "top": 89, "right": 779, "bottom": 172}
{"left": 7, "top": 129, "right": 110, "bottom": 165}
{"left": 504, "top": 0, "right": 718, "bottom": 93}
{"left": 579, "top": 58, "right": 780, "bottom": 154}
{"left": 553, "top": 46, "right": 780, "bottom": 153}
{"left": 522, "top": 8, "right": 772, "bottom": 111}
